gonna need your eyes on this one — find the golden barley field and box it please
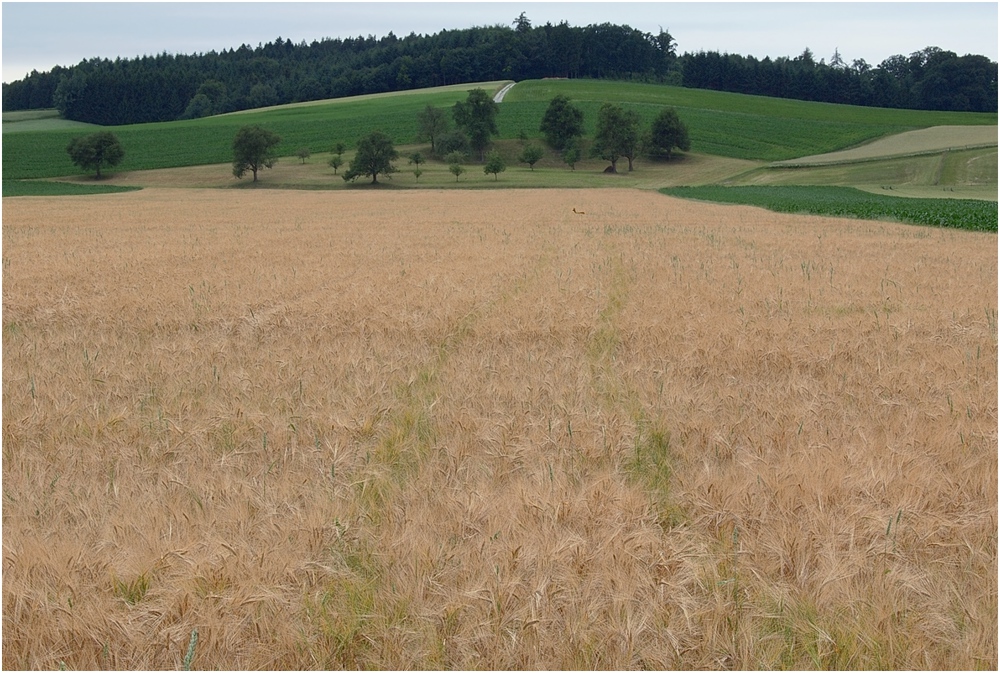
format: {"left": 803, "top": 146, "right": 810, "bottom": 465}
{"left": 3, "top": 188, "right": 996, "bottom": 670}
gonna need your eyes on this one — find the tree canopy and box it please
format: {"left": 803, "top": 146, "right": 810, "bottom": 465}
{"left": 343, "top": 130, "right": 398, "bottom": 183}
{"left": 619, "top": 108, "right": 642, "bottom": 171}
{"left": 680, "top": 47, "right": 997, "bottom": 112}
{"left": 539, "top": 95, "right": 585, "bottom": 150}
{"left": 483, "top": 150, "right": 507, "bottom": 180}
{"left": 645, "top": 107, "right": 690, "bottom": 160}
{"left": 590, "top": 103, "right": 640, "bottom": 173}
{"left": 66, "top": 131, "right": 125, "bottom": 179}
{"left": 232, "top": 125, "right": 281, "bottom": 182}
{"left": 416, "top": 104, "right": 449, "bottom": 154}
{"left": 518, "top": 144, "right": 544, "bottom": 170}
{"left": 453, "top": 88, "right": 499, "bottom": 162}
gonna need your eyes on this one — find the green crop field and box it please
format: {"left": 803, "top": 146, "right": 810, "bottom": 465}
{"left": 496, "top": 99, "right": 906, "bottom": 161}
{"left": 505, "top": 79, "right": 997, "bottom": 126}
{"left": 504, "top": 80, "right": 997, "bottom": 162}
{"left": 1, "top": 83, "right": 509, "bottom": 181}
{"left": 4, "top": 79, "right": 996, "bottom": 182}
{"left": 723, "top": 146, "right": 998, "bottom": 202}
{"left": 661, "top": 185, "right": 998, "bottom": 232}
{"left": 772, "top": 125, "right": 998, "bottom": 166}
{"left": 0, "top": 180, "right": 141, "bottom": 197}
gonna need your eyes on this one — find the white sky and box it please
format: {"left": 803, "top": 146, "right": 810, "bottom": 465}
{"left": 2, "top": 2, "right": 997, "bottom": 84}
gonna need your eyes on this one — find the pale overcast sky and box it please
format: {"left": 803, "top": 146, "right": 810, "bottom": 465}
{"left": 2, "top": 2, "right": 997, "bottom": 84}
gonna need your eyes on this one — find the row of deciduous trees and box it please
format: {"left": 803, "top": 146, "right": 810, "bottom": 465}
{"left": 5, "top": 14, "right": 995, "bottom": 124}
{"left": 419, "top": 91, "right": 691, "bottom": 173}
{"left": 65, "top": 90, "right": 691, "bottom": 182}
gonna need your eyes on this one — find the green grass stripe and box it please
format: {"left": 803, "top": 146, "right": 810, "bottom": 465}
{"left": 2, "top": 180, "right": 142, "bottom": 197}
{"left": 660, "top": 185, "right": 998, "bottom": 232}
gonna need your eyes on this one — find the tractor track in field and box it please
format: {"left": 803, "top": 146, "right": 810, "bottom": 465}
{"left": 493, "top": 82, "right": 516, "bottom": 103}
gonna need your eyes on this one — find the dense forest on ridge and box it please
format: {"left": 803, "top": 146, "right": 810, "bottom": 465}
{"left": 3, "top": 14, "right": 996, "bottom": 126}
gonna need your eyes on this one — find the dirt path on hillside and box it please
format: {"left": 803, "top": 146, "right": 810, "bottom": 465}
{"left": 493, "top": 82, "right": 516, "bottom": 102}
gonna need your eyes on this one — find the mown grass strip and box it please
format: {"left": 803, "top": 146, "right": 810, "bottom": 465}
{"left": 583, "top": 249, "right": 681, "bottom": 529}
{"left": 660, "top": 185, "right": 998, "bottom": 232}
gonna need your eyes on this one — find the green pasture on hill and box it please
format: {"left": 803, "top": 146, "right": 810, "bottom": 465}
{"left": 503, "top": 80, "right": 996, "bottom": 161}
{"left": 1, "top": 83, "right": 508, "bottom": 181}
{"left": 505, "top": 79, "right": 997, "bottom": 127}
{"left": 4, "top": 79, "right": 996, "bottom": 183}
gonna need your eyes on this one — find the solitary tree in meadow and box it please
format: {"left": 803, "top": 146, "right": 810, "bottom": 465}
{"left": 329, "top": 142, "right": 346, "bottom": 174}
{"left": 483, "top": 150, "right": 507, "bottom": 180}
{"left": 66, "top": 131, "right": 125, "bottom": 179}
{"left": 563, "top": 144, "right": 581, "bottom": 170}
{"left": 409, "top": 151, "right": 425, "bottom": 181}
{"left": 518, "top": 144, "right": 544, "bottom": 171}
{"left": 232, "top": 125, "right": 281, "bottom": 182}
{"left": 343, "top": 131, "right": 398, "bottom": 184}
{"left": 447, "top": 153, "right": 465, "bottom": 182}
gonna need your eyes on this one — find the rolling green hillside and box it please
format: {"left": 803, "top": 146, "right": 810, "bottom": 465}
{"left": 3, "top": 79, "right": 996, "bottom": 184}
{"left": 2, "top": 109, "right": 100, "bottom": 133}
{"left": 501, "top": 80, "right": 996, "bottom": 161}
{"left": 1, "top": 83, "right": 508, "bottom": 181}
